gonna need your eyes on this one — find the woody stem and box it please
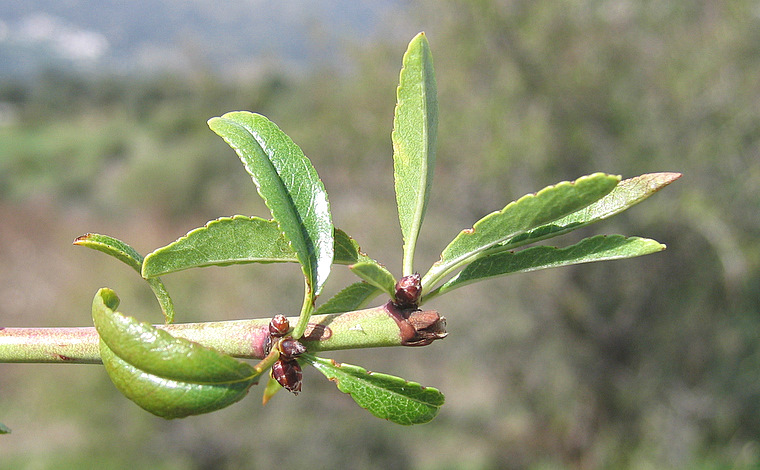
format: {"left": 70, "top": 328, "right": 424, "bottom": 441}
{"left": 0, "top": 302, "right": 445, "bottom": 364}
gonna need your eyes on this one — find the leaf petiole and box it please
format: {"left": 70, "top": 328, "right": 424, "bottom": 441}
{"left": 291, "top": 281, "right": 315, "bottom": 340}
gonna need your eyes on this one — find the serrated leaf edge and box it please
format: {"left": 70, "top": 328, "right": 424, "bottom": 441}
{"left": 422, "top": 173, "right": 620, "bottom": 291}
{"left": 305, "top": 354, "right": 444, "bottom": 425}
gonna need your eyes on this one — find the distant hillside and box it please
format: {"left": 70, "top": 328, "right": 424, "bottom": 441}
{"left": 0, "top": 0, "right": 403, "bottom": 77}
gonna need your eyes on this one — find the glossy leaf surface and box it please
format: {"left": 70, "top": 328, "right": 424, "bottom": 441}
{"left": 423, "top": 173, "right": 620, "bottom": 291}
{"left": 430, "top": 235, "right": 665, "bottom": 298}
{"left": 393, "top": 32, "right": 438, "bottom": 275}
{"left": 304, "top": 354, "right": 444, "bottom": 425}
{"left": 93, "top": 288, "right": 258, "bottom": 418}
{"left": 208, "top": 112, "right": 333, "bottom": 297}
{"left": 99, "top": 345, "right": 254, "bottom": 419}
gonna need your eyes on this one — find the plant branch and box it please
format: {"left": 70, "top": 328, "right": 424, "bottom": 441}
{"left": 0, "top": 303, "right": 446, "bottom": 364}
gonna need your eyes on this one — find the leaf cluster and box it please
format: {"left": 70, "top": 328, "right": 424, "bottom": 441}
{"left": 63, "top": 33, "right": 679, "bottom": 426}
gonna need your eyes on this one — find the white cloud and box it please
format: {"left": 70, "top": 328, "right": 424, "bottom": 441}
{"left": 14, "top": 13, "right": 109, "bottom": 62}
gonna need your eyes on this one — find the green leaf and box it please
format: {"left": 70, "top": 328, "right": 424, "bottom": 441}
{"left": 303, "top": 354, "right": 444, "bottom": 425}
{"left": 338, "top": 231, "right": 398, "bottom": 292}
{"left": 0, "top": 422, "right": 10, "bottom": 434}
{"left": 74, "top": 233, "right": 143, "bottom": 273}
{"left": 92, "top": 288, "right": 258, "bottom": 418}
{"left": 393, "top": 32, "right": 438, "bottom": 276}
{"left": 208, "top": 112, "right": 334, "bottom": 298}
{"left": 490, "top": 172, "right": 683, "bottom": 253}
{"left": 315, "top": 282, "right": 384, "bottom": 315}
{"left": 142, "top": 216, "right": 294, "bottom": 277}
{"left": 75, "top": 233, "right": 175, "bottom": 323}
{"left": 142, "top": 220, "right": 363, "bottom": 277}
{"left": 333, "top": 228, "right": 367, "bottom": 265}
{"left": 99, "top": 346, "right": 254, "bottom": 419}
{"left": 550, "top": 172, "right": 681, "bottom": 228}
{"left": 429, "top": 235, "right": 666, "bottom": 298}
{"left": 349, "top": 262, "right": 397, "bottom": 297}
{"left": 261, "top": 376, "right": 283, "bottom": 405}
{"left": 422, "top": 173, "right": 620, "bottom": 292}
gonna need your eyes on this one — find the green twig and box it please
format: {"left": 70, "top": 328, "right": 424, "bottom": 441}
{"left": 0, "top": 303, "right": 445, "bottom": 364}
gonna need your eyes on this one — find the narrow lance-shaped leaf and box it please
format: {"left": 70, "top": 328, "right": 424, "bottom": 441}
{"left": 142, "top": 220, "right": 367, "bottom": 277}
{"left": 74, "top": 233, "right": 175, "bottom": 323}
{"left": 93, "top": 288, "right": 260, "bottom": 418}
{"left": 550, "top": 172, "right": 681, "bottom": 230}
{"left": 303, "top": 354, "right": 444, "bottom": 425}
{"left": 485, "top": 172, "right": 683, "bottom": 254}
{"left": 393, "top": 32, "right": 438, "bottom": 276}
{"left": 427, "top": 235, "right": 665, "bottom": 300}
{"left": 208, "top": 112, "right": 334, "bottom": 299}
{"left": 422, "top": 173, "right": 620, "bottom": 293}
{"left": 74, "top": 233, "right": 143, "bottom": 272}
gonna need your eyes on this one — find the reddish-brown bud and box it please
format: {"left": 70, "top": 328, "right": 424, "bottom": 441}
{"left": 268, "top": 314, "right": 290, "bottom": 337}
{"left": 385, "top": 300, "right": 448, "bottom": 346}
{"left": 394, "top": 273, "right": 422, "bottom": 309}
{"left": 271, "top": 359, "right": 302, "bottom": 394}
{"left": 278, "top": 337, "right": 307, "bottom": 360}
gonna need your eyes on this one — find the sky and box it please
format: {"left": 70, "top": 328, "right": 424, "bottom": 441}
{"left": 0, "top": 0, "right": 411, "bottom": 77}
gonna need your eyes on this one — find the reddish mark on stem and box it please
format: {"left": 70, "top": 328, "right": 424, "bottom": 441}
{"left": 302, "top": 323, "right": 331, "bottom": 341}
{"left": 252, "top": 329, "right": 273, "bottom": 358}
{"left": 54, "top": 354, "right": 74, "bottom": 361}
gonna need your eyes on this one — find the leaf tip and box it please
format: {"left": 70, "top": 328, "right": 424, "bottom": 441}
{"left": 72, "top": 233, "right": 93, "bottom": 245}
{"left": 410, "top": 31, "right": 432, "bottom": 51}
{"left": 95, "top": 287, "right": 121, "bottom": 311}
{"left": 660, "top": 172, "right": 682, "bottom": 187}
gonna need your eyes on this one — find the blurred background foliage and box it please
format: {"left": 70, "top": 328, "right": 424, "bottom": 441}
{"left": 1, "top": 0, "right": 759, "bottom": 468}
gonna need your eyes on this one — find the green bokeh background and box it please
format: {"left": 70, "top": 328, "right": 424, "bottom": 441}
{"left": 1, "top": 1, "right": 759, "bottom": 468}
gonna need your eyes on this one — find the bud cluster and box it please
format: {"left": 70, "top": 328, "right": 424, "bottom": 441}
{"left": 265, "top": 315, "right": 306, "bottom": 394}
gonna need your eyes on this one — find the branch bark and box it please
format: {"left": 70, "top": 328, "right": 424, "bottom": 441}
{"left": 0, "top": 303, "right": 446, "bottom": 364}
